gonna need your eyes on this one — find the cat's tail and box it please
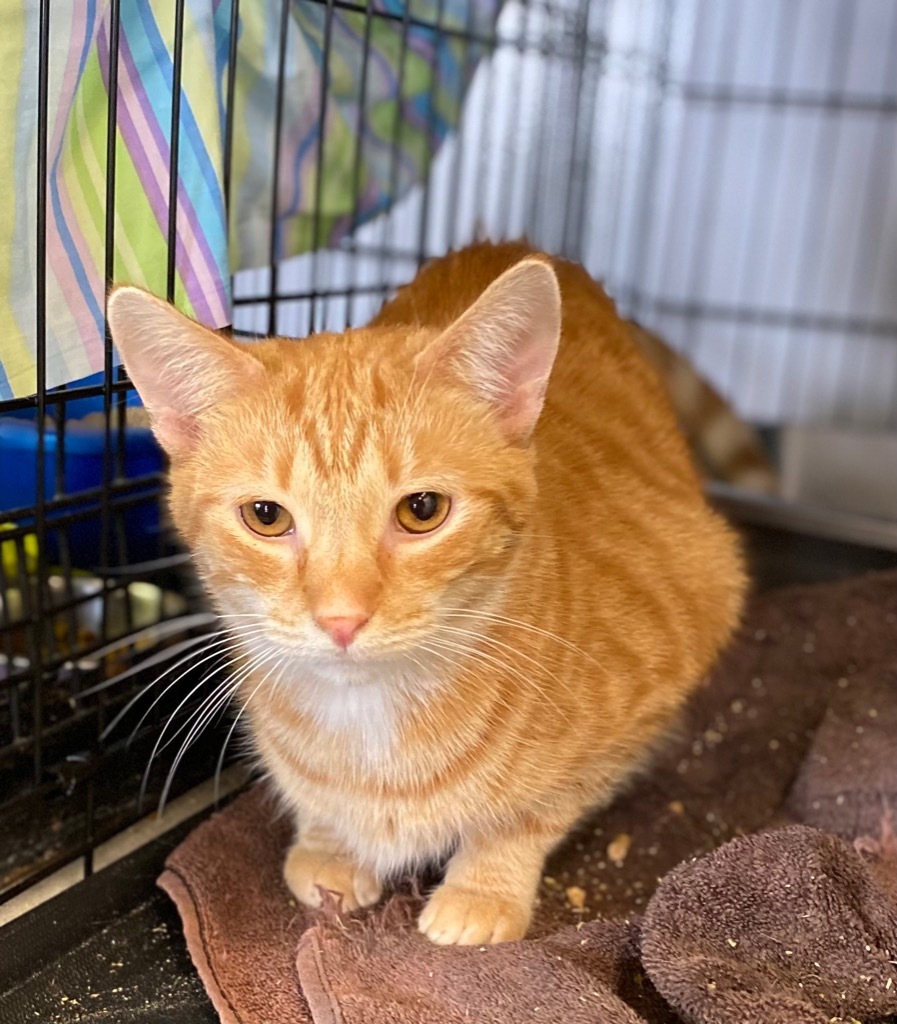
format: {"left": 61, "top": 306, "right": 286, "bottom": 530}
{"left": 629, "top": 322, "right": 777, "bottom": 495}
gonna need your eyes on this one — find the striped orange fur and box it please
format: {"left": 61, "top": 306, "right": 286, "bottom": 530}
{"left": 107, "top": 241, "right": 746, "bottom": 945}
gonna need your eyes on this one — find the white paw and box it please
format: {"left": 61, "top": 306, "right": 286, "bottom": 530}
{"left": 284, "top": 843, "right": 382, "bottom": 911}
{"left": 418, "top": 884, "right": 531, "bottom": 945}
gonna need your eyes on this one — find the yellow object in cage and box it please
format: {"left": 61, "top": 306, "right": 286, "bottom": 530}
{"left": 0, "top": 522, "right": 38, "bottom": 579}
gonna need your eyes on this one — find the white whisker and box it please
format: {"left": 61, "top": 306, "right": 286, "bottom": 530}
{"left": 120, "top": 626, "right": 270, "bottom": 746}
{"left": 424, "top": 635, "right": 567, "bottom": 717}
{"left": 213, "top": 651, "right": 290, "bottom": 804}
{"left": 441, "top": 607, "right": 600, "bottom": 667}
{"left": 155, "top": 646, "right": 279, "bottom": 814}
{"left": 101, "top": 625, "right": 270, "bottom": 741}
{"left": 437, "top": 623, "right": 576, "bottom": 702}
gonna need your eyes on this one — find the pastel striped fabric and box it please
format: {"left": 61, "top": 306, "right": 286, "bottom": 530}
{"left": 0, "top": 0, "right": 498, "bottom": 401}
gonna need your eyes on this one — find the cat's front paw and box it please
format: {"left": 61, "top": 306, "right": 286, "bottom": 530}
{"left": 418, "top": 883, "right": 531, "bottom": 945}
{"left": 284, "top": 843, "right": 382, "bottom": 912}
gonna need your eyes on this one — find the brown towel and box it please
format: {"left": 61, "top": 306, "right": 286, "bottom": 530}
{"left": 295, "top": 910, "right": 647, "bottom": 1024}
{"left": 159, "top": 570, "right": 897, "bottom": 1024}
{"left": 158, "top": 788, "right": 304, "bottom": 1024}
{"left": 292, "top": 826, "right": 897, "bottom": 1024}
{"left": 786, "top": 663, "right": 897, "bottom": 842}
{"left": 641, "top": 826, "right": 897, "bottom": 1024}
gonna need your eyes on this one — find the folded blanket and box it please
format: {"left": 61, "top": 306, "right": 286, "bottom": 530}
{"left": 642, "top": 825, "right": 897, "bottom": 1024}
{"left": 159, "top": 571, "right": 897, "bottom": 1024}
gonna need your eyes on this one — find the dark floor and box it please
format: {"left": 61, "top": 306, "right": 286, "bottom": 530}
{"left": 0, "top": 813, "right": 218, "bottom": 1024}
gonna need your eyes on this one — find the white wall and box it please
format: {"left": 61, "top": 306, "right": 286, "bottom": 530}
{"left": 235, "top": 0, "right": 897, "bottom": 429}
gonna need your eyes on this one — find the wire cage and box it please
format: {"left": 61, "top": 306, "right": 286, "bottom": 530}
{"left": 1, "top": 0, "right": 896, "bottom": 910}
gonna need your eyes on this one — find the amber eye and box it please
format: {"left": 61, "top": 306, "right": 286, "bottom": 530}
{"left": 240, "top": 500, "right": 294, "bottom": 538}
{"left": 395, "top": 492, "right": 451, "bottom": 534}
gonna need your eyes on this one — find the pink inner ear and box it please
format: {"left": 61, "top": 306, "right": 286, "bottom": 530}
{"left": 107, "top": 285, "right": 266, "bottom": 457}
{"left": 152, "top": 408, "right": 199, "bottom": 456}
{"left": 433, "top": 258, "right": 562, "bottom": 441}
{"left": 502, "top": 379, "right": 549, "bottom": 440}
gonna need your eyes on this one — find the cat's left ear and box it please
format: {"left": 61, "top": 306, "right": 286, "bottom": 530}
{"left": 418, "top": 257, "right": 562, "bottom": 443}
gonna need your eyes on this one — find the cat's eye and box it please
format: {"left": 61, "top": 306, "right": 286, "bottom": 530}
{"left": 395, "top": 492, "right": 451, "bottom": 534}
{"left": 240, "top": 500, "right": 294, "bottom": 538}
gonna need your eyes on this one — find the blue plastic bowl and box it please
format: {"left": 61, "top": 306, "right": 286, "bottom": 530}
{"left": 0, "top": 372, "right": 165, "bottom": 569}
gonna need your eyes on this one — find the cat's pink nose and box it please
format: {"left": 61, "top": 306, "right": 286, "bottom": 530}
{"left": 314, "top": 612, "right": 369, "bottom": 649}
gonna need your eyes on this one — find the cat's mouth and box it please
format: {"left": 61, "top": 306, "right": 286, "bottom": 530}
{"left": 226, "top": 611, "right": 453, "bottom": 681}
{"left": 239, "top": 627, "right": 410, "bottom": 666}
{"left": 259, "top": 613, "right": 437, "bottom": 648}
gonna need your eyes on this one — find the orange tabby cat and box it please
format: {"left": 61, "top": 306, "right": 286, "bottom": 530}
{"left": 108, "top": 242, "right": 745, "bottom": 945}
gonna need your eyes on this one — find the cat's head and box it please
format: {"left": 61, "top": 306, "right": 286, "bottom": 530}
{"left": 107, "top": 259, "right": 561, "bottom": 680}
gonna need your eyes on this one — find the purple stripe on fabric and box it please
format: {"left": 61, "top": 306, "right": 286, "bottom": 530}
{"left": 117, "top": 28, "right": 228, "bottom": 324}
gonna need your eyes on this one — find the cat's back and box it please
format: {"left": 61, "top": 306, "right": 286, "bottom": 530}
{"left": 377, "top": 241, "right": 745, "bottom": 683}
{"left": 376, "top": 240, "right": 629, "bottom": 351}
{"left": 375, "top": 240, "right": 694, "bottom": 484}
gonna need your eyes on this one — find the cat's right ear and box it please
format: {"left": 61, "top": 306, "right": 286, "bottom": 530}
{"left": 106, "top": 287, "right": 263, "bottom": 457}
{"left": 416, "top": 257, "right": 562, "bottom": 443}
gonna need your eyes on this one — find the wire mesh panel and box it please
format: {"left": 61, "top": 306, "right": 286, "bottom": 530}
{"left": 625, "top": 0, "right": 897, "bottom": 429}
{"left": 241, "top": 0, "right": 897, "bottom": 426}
{"left": 0, "top": 1, "right": 228, "bottom": 902}
{"left": 1, "top": 0, "right": 896, "bottom": 905}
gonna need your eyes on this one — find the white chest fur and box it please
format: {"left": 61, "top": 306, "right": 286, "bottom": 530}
{"left": 300, "top": 678, "right": 401, "bottom": 762}
{"left": 268, "top": 654, "right": 444, "bottom": 766}
{"left": 248, "top": 653, "right": 467, "bottom": 874}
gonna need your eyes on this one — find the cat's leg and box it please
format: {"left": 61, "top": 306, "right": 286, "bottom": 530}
{"left": 284, "top": 819, "right": 382, "bottom": 912}
{"left": 418, "top": 824, "right": 562, "bottom": 945}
